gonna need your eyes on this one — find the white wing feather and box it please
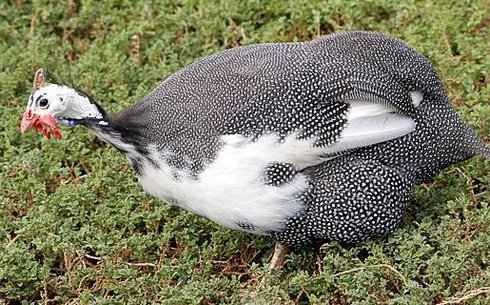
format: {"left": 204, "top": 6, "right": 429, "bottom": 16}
{"left": 323, "top": 101, "right": 415, "bottom": 155}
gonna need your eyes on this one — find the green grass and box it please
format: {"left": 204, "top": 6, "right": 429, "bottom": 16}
{"left": 1, "top": 0, "right": 489, "bottom": 304}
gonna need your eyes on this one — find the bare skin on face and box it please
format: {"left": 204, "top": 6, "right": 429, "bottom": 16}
{"left": 20, "top": 68, "right": 62, "bottom": 140}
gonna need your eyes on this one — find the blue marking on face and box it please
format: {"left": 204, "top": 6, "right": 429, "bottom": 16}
{"left": 56, "top": 118, "right": 78, "bottom": 127}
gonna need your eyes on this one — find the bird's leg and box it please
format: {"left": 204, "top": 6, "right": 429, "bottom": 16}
{"left": 268, "top": 241, "right": 289, "bottom": 269}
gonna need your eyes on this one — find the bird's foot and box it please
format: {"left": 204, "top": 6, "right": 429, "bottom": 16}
{"left": 259, "top": 242, "right": 289, "bottom": 285}
{"left": 268, "top": 241, "right": 289, "bottom": 270}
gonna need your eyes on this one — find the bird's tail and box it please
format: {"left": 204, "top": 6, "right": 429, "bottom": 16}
{"left": 448, "top": 116, "right": 490, "bottom": 164}
{"left": 452, "top": 111, "right": 490, "bottom": 161}
{"left": 474, "top": 143, "right": 490, "bottom": 160}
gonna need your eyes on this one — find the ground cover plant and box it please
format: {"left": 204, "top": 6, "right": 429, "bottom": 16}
{"left": 1, "top": 0, "right": 489, "bottom": 304}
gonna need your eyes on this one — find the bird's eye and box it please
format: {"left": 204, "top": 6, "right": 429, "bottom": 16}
{"left": 39, "top": 98, "right": 49, "bottom": 109}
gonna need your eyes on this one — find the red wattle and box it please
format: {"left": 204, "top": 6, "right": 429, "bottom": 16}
{"left": 20, "top": 110, "right": 62, "bottom": 140}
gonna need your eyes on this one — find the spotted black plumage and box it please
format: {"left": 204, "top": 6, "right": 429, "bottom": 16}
{"left": 23, "top": 31, "right": 490, "bottom": 250}
{"left": 236, "top": 221, "right": 256, "bottom": 231}
{"left": 264, "top": 163, "right": 298, "bottom": 186}
{"left": 272, "top": 158, "right": 412, "bottom": 247}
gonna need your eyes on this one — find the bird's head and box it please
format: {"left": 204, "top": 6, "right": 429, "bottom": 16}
{"left": 21, "top": 68, "right": 105, "bottom": 139}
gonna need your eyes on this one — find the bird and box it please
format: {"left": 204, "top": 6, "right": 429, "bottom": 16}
{"left": 20, "top": 31, "right": 490, "bottom": 268}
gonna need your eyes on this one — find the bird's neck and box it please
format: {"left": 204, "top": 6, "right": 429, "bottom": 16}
{"left": 91, "top": 120, "right": 151, "bottom": 175}
{"left": 79, "top": 108, "right": 147, "bottom": 169}
{"left": 68, "top": 95, "right": 152, "bottom": 173}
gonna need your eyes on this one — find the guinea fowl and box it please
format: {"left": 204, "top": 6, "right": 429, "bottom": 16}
{"left": 21, "top": 31, "right": 490, "bottom": 268}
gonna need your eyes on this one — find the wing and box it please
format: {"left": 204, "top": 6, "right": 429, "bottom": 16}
{"left": 216, "top": 32, "right": 434, "bottom": 169}
{"left": 218, "top": 65, "right": 419, "bottom": 170}
{"left": 116, "top": 31, "right": 436, "bottom": 173}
